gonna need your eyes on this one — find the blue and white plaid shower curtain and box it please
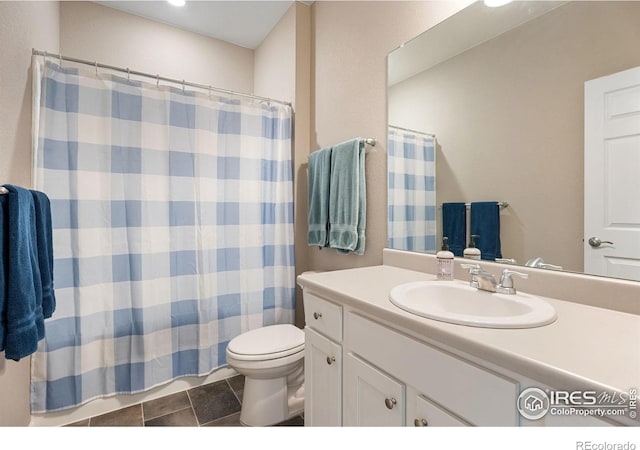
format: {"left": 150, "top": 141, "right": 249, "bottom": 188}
{"left": 387, "top": 127, "right": 437, "bottom": 253}
{"left": 30, "top": 59, "right": 295, "bottom": 412}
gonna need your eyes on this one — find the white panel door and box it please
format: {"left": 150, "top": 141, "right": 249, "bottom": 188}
{"left": 584, "top": 66, "right": 640, "bottom": 281}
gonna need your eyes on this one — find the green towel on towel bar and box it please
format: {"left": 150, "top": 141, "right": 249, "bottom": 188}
{"left": 329, "top": 138, "right": 366, "bottom": 255}
{"left": 307, "top": 147, "right": 332, "bottom": 247}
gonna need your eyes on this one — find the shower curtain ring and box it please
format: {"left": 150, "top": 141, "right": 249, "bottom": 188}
{"left": 156, "top": 74, "right": 160, "bottom": 88}
{"left": 127, "top": 68, "right": 130, "bottom": 81}
{"left": 58, "top": 53, "right": 62, "bottom": 67}
{"left": 182, "top": 80, "right": 185, "bottom": 92}
{"left": 95, "top": 61, "right": 98, "bottom": 76}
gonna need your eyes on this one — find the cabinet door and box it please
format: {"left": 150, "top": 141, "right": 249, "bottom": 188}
{"left": 343, "top": 353, "right": 405, "bottom": 426}
{"left": 407, "top": 389, "right": 469, "bottom": 427}
{"left": 304, "top": 327, "right": 342, "bottom": 426}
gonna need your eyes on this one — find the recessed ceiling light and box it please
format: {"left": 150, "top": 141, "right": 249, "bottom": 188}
{"left": 484, "top": 0, "right": 513, "bottom": 7}
{"left": 167, "top": 0, "right": 186, "bottom": 7}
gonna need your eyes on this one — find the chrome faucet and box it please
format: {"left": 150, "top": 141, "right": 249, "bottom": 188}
{"left": 461, "top": 264, "right": 529, "bottom": 295}
{"left": 461, "top": 263, "right": 497, "bottom": 292}
{"left": 474, "top": 269, "right": 498, "bottom": 293}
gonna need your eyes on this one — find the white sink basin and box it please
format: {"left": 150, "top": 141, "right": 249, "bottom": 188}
{"left": 389, "top": 281, "right": 557, "bottom": 329}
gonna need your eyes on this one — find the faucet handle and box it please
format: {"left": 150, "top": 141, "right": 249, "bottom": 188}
{"left": 539, "top": 263, "right": 563, "bottom": 271}
{"left": 460, "top": 263, "right": 481, "bottom": 289}
{"left": 497, "top": 269, "right": 528, "bottom": 294}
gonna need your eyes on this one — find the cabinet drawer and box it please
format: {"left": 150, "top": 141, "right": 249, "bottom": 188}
{"left": 303, "top": 292, "right": 343, "bottom": 342}
{"left": 412, "top": 394, "right": 469, "bottom": 427}
{"left": 345, "top": 312, "right": 519, "bottom": 426}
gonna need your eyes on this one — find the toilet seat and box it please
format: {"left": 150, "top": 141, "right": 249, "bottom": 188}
{"left": 227, "top": 324, "right": 304, "bottom": 361}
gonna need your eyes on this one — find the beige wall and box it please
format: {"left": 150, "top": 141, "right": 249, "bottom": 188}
{"left": 254, "top": 2, "right": 313, "bottom": 328}
{"left": 388, "top": 2, "right": 640, "bottom": 272}
{"left": 293, "top": 4, "right": 312, "bottom": 328}
{"left": 0, "top": 1, "right": 60, "bottom": 426}
{"left": 60, "top": 1, "right": 254, "bottom": 93}
{"left": 308, "top": 1, "right": 469, "bottom": 272}
{"left": 254, "top": 4, "right": 296, "bottom": 102}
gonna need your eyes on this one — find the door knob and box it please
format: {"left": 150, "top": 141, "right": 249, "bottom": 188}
{"left": 326, "top": 356, "right": 335, "bottom": 365}
{"left": 313, "top": 312, "right": 322, "bottom": 320}
{"left": 588, "top": 237, "right": 614, "bottom": 248}
{"left": 384, "top": 397, "right": 397, "bottom": 409}
{"left": 414, "top": 418, "right": 428, "bottom": 427}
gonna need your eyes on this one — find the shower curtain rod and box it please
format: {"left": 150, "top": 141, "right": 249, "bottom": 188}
{"left": 32, "top": 49, "right": 293, "bottom": 107}
{"left": 389, "top": 124, "right": 436, "bottom": 138}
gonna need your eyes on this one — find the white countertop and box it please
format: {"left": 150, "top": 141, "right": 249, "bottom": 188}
{"left": 297, "top": 265, "right": 640, "bottom": 403}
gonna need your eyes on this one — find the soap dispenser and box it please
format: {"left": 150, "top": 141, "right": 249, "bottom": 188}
{"left": 436, "top": 237, "right": 454, "bottom": 281}
{"left": 463, "top": 235, "right": 481, "bottom": 260}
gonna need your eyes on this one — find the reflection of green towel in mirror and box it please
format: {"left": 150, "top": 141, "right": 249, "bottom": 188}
{"left": 329, "top": 139, "right": 366, "bottom": 255}
{"left": 307, "top": 147, "right": 332, "bottom": 247}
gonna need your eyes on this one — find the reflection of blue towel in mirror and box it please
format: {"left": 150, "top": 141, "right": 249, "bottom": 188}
{"left": 442, "top": 203, "right": 466, "bottom": 257}
{"left": 470, "top": 202, "right": 502, "bottom": 261}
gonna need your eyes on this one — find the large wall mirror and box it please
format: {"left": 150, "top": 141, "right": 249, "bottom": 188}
{"left": 387, "top": 0, "right": 640, "bottom": 282}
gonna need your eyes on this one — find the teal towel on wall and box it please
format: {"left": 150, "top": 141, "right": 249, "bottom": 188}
{"left": 329, "top": 138, "right": 366, "bottom": 255}
{"left": 307, "top": 147, "right": 332, "bottom": 247}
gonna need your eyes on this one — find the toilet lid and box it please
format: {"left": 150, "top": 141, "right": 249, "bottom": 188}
{"left": 227, "top": 324, "right": 304, "bottom": 358}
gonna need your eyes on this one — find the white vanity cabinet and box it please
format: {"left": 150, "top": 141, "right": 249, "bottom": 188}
{"left": 302, "top": 288, "right": 520, "bottom": 426}
{"left": 344, "top": 311, "right": 519, "bottom": 426}
{"left": 303, "top": 293, "right": 343, "bottom": 426}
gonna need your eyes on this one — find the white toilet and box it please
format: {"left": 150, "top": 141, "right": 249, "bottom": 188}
{"left": 226, "top": 323, "right": 305, "bottom": 426}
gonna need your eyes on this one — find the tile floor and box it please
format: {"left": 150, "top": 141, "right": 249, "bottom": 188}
{"left": 64, "top": 375, "right": 304, "bottom": 427}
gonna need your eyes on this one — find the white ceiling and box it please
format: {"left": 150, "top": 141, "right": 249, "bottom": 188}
{"left": 95, "top": 1, "right": 299, "bottom": 49}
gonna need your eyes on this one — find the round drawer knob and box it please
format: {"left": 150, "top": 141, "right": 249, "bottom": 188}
{"left": 326, "top": 356, "right": 336, "bottom": 365}
{"left": 313, "top": 312, "right": 322, "bottom": 320}
{"left": 385, "top": 398, "right": 397, "bottom": 410}
{"left": 414, "top": 418, "right": 428, "bottom": 427}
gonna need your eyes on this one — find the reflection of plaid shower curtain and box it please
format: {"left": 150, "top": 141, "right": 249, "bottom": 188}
{"left": 387, "top": 127, "right": 436, "bottom": 253}
{"left": 30, "top": 59, "right": 295, "bottom": 412}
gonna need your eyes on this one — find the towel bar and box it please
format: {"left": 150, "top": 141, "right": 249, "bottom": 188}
{"left": 439, "top": 202, "right": 508, "bottom": 209}
{"left": 307, "top": 137, "right": 377, "bottom": 162}
{"left": 363, "top": 138, "right": 376, "bottom": 146}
